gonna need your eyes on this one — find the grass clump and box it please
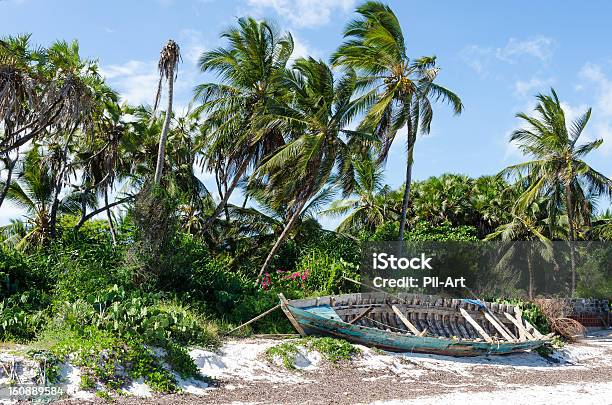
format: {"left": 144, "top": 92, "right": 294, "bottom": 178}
{"left": 265, "top": 337, "right": 360, "bottom": 369}
{"left": 265, "top": 341, "right": 301, "bottom": 370}
{"left": 163, "top": 342, "right": 201, "bottom": 380}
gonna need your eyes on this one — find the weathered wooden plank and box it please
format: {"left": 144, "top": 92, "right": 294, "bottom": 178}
{"left": 390, "top": 305, "right": 421, "bottom": 335}
{"left": 460, "top": 308, "right": 493, "bottom": 343}
{"left": 484, "top": 312, "right": 516, "bottom": 341}
{"left": 349, "top": 305, "right": 375, "bottom": 325}
{"left": 504, "top": 312, "right": 535, "bottom": 341}
{"left": 523, "top": 319, "right": 544, "bottom": 338}
{"left": 279, "top": 293, "right": 306, "bottom": 336}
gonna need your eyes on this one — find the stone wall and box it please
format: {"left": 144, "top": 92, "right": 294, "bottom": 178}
{"left": 568, "top": 299, "right": 609, "bottom": 327}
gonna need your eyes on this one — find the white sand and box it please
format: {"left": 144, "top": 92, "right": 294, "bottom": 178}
{"left": 372, "top": 382, "right": 612, "bottom": 405}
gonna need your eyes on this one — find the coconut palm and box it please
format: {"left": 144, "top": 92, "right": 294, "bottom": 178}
{"left": 322, "top": 155, "right": 397, "bottom": 234}
{"left": 331, "top": 1, "right": 463, "bottom": 241}
{"left": 1, "top": 147, "right": 81, "bottom": 249}
{"left": 485, "top": 196, "right": 551, "bottom": 299}
{"left": 410, "top": 174, "right": 473, "bottom": 226}
{"left": 253, "top": 57, "right": 366, "bottom": 282}
{"left": 153, "top": 39, "right": 181, "bottom": 184}
{"left": 194, "top": 17, "right": 293, "bottom": 230}
{"left": 502, "top": 88, "right": 612, "bottom": 292}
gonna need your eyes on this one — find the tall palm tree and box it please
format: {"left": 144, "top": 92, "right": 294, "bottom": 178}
{"left": 502, "top": 88, "right": 612, "bottom": 293}
{"left": 194, "top": 17, "right": 293, "bottom": 230}
{"left": 322, "top": 155, "right": 397, "bottom": 234}
{"left": 253, "top": 57, "right": 366, "bottom": 282}
{"left": 331, "top": 1, "right": 463, "bottom": 241}
{"left": 153, "top": 39, "right": 181, "bottom": 184}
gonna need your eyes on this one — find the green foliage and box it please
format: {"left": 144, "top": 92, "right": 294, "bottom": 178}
{"left": 307, "top": 337, "right": 360, "bottom": 363}
{"left": 128, "top": 184, "right": 180, "bottom": 286}
{"left": 164, "top": 342, "right": 201, "bottom": 379}
{"left": 265, "top": 341, "right": 300, "bottom": 369}
{"left": 41, "top": 327, "right": 179, "bottom": 393}
{"left": 294, "top": 250, "right": 360, "bottom": 295}
{"left": 265, "top": 337, "right": 360, "bottom": 369}
{"left": 368, "top": 220, "right": 478, "bottom": 242}
{"left": 51, "top": 285, "right": 219, "bottom": 347}
{"left": 498, "top": 299, "right": 550, "bottom": 334}
{"left": 0, "top": 292, "right": 48, "bottom": 342}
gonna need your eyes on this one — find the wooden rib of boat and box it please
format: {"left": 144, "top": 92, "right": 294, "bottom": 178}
{"left": 279, "top": 292, "right": 551, "bottom": 356}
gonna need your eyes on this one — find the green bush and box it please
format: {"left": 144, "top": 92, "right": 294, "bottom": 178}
{"left": 41, "top": 327, "right": 179, "bottom": 393}
{"left": 294, "top": 250, "right": 360, "bottom": 295}
{"left": 51, "top": 285, "right": 219, "bottom": 348}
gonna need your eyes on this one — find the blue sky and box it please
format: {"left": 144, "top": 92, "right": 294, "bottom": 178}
{"left": 1, "top": 0, "right": 611, "bottom": 226}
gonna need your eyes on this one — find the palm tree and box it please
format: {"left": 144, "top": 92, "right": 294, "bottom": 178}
{"left": 485, "top": 194, "right": 551, "bottom": 299}
{"left": 322, "top": 155, "right": 397, "bottom": 234}
{"left": 331, "top": 1, "right": 463, "bottom": 241}
{"left": 502, "top": 88, "right": 612, "bottom": 293}
{"left": 1, "top": 147, "right": 80, "bottom": 249}
{"left": 153, "top": 39, "right": 181, "bottom": 184}
{"left": 253, "top": 58, "right": 366, "bottom": 282}
{"left": 410, "top": 174, "right": 473, "bottom": 226}
{"left": 194, "top": 17, "right": 293, "bottom": 230}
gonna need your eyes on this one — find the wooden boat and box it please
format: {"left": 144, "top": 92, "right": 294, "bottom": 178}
{"left": 279, "top": 292, "right": 551, "bottom": 356}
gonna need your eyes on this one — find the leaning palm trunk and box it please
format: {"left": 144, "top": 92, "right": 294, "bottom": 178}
{"left": 255, "top": 197, "right": 308, "bottom": 286}
{"left": 398, "top": 120, "right": 416, "bottom": 241}
{"left": 154, "top": 72, "right": 174, "bottom": 184}
{"left": 398, "top": 145, "right": 414, "bottom": 241}
{"left": 0, "top": 154, "right": 17, "bottom": 208}
{"left": 202, "top": 158, "right": 250, "bottom": 231}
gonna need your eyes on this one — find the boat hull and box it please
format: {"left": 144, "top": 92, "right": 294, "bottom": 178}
{"left": 285, "top": 304, "right": 547, "bottom": 356}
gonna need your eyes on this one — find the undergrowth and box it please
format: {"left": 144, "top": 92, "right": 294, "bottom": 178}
{"left": 265, "top": 337, "right": 360, "bottom": 370}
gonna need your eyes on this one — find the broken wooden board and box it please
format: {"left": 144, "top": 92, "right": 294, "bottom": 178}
{"left": 460, "top": 308, "right": 493, "bottom": 343}
{"left": 504, "top": 312, "right": 535, "bottom": 341}
{"left": 390, "top": 304, "right": 421, "bottom": 335}
{"left": 349, "top": 305, "right": 374, "bottom": 325}
{"left": 484, "top": 312, "right": 516, "bottom": 342}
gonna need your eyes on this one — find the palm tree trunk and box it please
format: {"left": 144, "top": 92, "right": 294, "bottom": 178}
{"left": 398, "top": 139, "right": 415, "bottom": 241}
{"left": 75, "top": 195, "right": 133, "bottom": 230}
{"left": 202, "top": 158, "right": 250, "bottom": 231}
{"left": 565, "top": 183, "right": 577, "bottom": 295}
{"left": 105, "top": 186, "right": 117, "bottom": 245}
{"left": 49, "top": 168, "right": 65, "bottom": 239}
{"left": 255, "top": 197, "right": 308, "bottom": 286}
{"left": 154, "top": 69, "right": 174, "bottom": 185}
{"left": 527, "top": 248, "right": 533, "bottom": 300}
{"left": 0, "top": 154, "right": 17, "bottom": 208}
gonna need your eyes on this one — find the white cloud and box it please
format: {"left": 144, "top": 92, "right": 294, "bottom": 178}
{"left": 100, "top": 60, "right": 159, "bottom": 106}
{"left": 496, "top": 36, "right": 555, "bottom": 64}
{"left": 461, "top": 36, "right": 556, "bottom": 75}
{"left": 246, "top": 0, "right": 355, "bottom": 28}
{"left": 289, "top": 35, "right": 320, "bottom": 62}
{"left": 577, "top": 63, "right": 612, "bottom": 155}
{"left": 513, "top": 77, "right": 555, "bottom": 98}
{"left": 459, "top": 45, "right": 492, "bottom": 75}
{"left": 580, "top": 63, "right": 612, "bottom": 117}
{"left": 179, "top": 29, "right": 207, "bottom": 66}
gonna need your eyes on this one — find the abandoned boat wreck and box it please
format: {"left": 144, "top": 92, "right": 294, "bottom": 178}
{"left": 279, "top": 292, "right": 552, "bottom": 356}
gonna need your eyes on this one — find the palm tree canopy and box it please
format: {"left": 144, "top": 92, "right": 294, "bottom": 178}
{"left": 331, "top": 1, "right": 463, "bottom": 160}
{"left": 502, "top": 88, "right": 612, "bottom": 225}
